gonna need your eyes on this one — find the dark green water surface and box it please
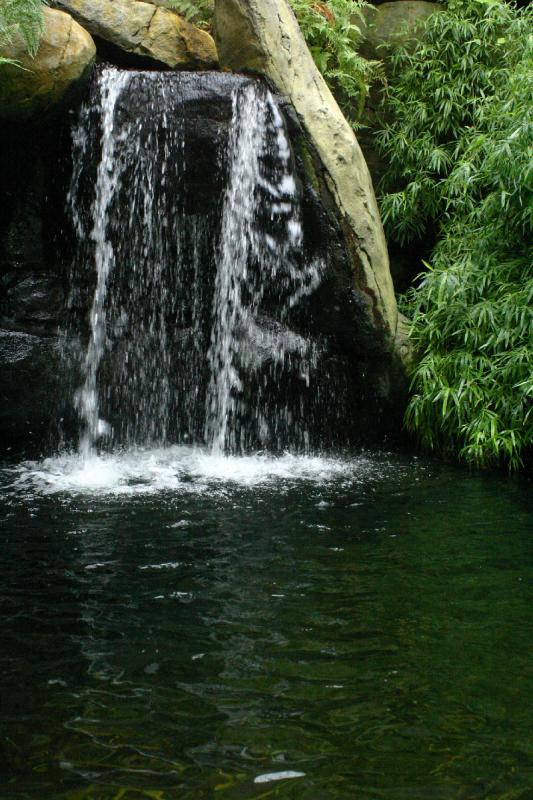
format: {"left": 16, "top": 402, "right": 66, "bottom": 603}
{"left": 1, "top": 448, "right": 532, "bottom": 799}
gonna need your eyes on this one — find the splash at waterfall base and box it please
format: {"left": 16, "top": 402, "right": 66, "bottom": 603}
{"left": 0, "top": 66, "right": 407, "bottom": 457}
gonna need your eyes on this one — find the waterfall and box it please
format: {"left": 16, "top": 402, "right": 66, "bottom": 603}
{"left": 70, "top": 70, "right": 129, "bottom": 458}
{"left": 66, "top": 67, "right": 213, "bottom": 454}
{"left": 205, "top": 84, "right": 323, "bottom": 453}
{"left": 65, "top": 67, "right": 334, "bottom": 457}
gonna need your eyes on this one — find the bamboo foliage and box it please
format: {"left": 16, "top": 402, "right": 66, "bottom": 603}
{"left": 377, "top": 0, "right": 533, "bottom": 470}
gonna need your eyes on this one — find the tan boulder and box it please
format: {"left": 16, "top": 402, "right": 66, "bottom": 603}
{"left": 52, "top": 0, "right": 218, "bottom": 69}
{"left": 214, "top": 0, "right": 398, "bottom": 341}
{"left": 0, "top": 7, "right": 96, "bottom": 120}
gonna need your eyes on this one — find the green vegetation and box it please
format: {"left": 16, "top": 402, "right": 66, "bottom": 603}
{"left": 288, "top": 0, "right": 379, "bottom": 123}
{"left": 377, "top": 0, "right": 532, "bottom": 470}
{"left": 167, "top": 0, "right": 214, "bottom": 26}
{"left": 0, "top": 0, "right": 48, "bottom": 65}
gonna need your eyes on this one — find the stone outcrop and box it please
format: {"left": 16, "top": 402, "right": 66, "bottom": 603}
{"left": 51, "top": 0, "right": 218, "bottom": 69}
{"left": 0, "top": 8, "right": 95, "bottom": 120}
{"left": 360, "top": 1, "right": 441, "bottom": 63}
{"left": 214, "top": 0, "right": 398, "bottom": 344}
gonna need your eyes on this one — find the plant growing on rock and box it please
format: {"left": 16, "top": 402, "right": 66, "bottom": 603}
{"left": 0, "top": 0, "right": 48, "bottom": 66}
{"left": 169, "top": 0, "right": 378, "bottom": 124}
{"left": 289, "top": 0, "right": 380, "bottom": 123}
{"left": 167, "top": 0, "right": 214, "bottom": 27}
{"left": 377, "top": 0, "right": 533, "bottom": 470}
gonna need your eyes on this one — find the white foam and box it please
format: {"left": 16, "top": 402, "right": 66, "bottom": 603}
{"left": 6, "top": 445, "right": 366, "bottom": 497}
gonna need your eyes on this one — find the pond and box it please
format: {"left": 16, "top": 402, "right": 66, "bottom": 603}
{"left": 1, "top": 447, "right": 532, "bottom": 799}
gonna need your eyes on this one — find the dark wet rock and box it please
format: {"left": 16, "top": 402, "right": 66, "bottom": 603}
{"left": 0, "top": 273, "right": 65, "bottom": 335}
{"left": 214, "top": 0, "right": 401, "bottom": 347}
{"left": 0, "top": 330, "right": 62, "bottom": 447}
{"left": 0, "top": 111, "right": 71, "bottom": 452}
{"left": 0, "top": 68, "right": 409, "bottom": 454}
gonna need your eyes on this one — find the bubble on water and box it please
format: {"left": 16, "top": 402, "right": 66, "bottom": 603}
{"left": 254, "top": 771, "right": 306, "bottom": 784}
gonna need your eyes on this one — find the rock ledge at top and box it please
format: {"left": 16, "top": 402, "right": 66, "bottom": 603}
{"left": 214, "top": 0, "right": 398, "bottom": 343}
{"left": 0, "top": 7, "right": 96, "bottom": 120}
{"left": 51, "top": 0, "right": 218, "bottom": 69}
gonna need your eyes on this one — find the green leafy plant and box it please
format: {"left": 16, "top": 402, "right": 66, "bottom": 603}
{"left": 289, "top": 0, "right": 380, "bottom": 123}
{"left": 0, "top": 0, "right": 48, "bottom": 66}
{"left": 166, "top": 0, "right": 214, "bottom": 26}
{"left": 377, "top": 0, "right": 533, "bottom": 470}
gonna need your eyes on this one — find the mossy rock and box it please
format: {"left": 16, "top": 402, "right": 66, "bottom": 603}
{"left": 0, "top": 8, "right": 96, "bottom": 121}
{"left": 359, "top": 1, "right": 442, "bottom": 63}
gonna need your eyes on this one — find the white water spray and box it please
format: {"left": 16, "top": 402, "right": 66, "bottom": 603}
{"left": 205, "top": 84, "right": 324, "bottom": 453}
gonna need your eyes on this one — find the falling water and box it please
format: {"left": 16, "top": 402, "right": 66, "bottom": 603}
{"left": 70, "top": 71, "right": 129, "bottom": 458}
{"left": 205, "top": 84, "right": 323, "bottom": 453}
{"left": 66, "top": 67, "right": 213, "bottom": 454}
{"left": 65, "top": 67, "right": 335, "bottom": 457}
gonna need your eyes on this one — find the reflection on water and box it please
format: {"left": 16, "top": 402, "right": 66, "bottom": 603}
{"left": 1, "top": 450, "right": 532, "bottom": 799}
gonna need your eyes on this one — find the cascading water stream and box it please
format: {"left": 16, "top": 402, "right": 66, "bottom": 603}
{"left": 64, "top": 66, "right": 337, "bottom": 460}
{"left": 66, "top": 67, "right": 211, "bottom": 454}
{"left": 70, "top": 71, "right": 129, "bottom": 458}
{"left": 205, "top": 84, "right": 323, "bottom": 453}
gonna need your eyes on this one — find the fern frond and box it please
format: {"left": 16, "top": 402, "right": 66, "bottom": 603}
{"left": 0, "top": 0, "right": 48, "bottom": 61}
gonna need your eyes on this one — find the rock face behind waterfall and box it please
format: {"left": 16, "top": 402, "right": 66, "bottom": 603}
{"left": 0, "top": 116, "right": 71, "bottom": 450}
{"left": 0, "top": 0, "right": 413, "bottom": 453}
{"left": 63, "top": 68, "right": 404, "bottom": 454}
{"left": 0, "top": 66, "right": 407, "bottom": 453}
{"left": 214, "top": 0, "right": 400, "bottom": 351}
